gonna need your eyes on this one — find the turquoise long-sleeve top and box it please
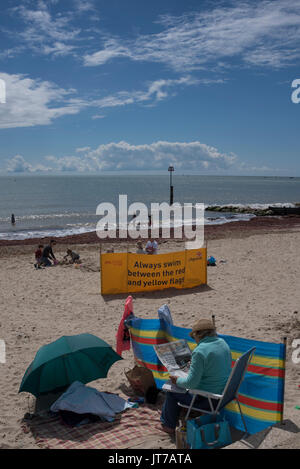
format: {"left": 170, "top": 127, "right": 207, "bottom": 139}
{"left": 176, "top": 336, "right": 232, "bottom": 394}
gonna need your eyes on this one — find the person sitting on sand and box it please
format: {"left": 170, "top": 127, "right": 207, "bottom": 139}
{"left": 34, "top": 244, "right": 44, "bottom": 269}
{"left": 63, "top": 248, "right": 80, "bottom": 264}
{"left": 160, "top": 319, "right": 232, "bottom": 434}
{"left": 40, "top": 240, "right": 57, "bottom": 267}
{"left": 136, "top": 241, "right": 145, "bottom": 254}
{"left": 145, "top": 238, "right": 158, "bottom": 254}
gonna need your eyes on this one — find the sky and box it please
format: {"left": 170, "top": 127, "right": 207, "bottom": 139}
{"left": 0, "top": 0, "right": 300, "bottom": 176}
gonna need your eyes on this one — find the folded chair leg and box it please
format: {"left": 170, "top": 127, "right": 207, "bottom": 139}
{"left": 185, "top": 395, "right": 197, "bottom": 422}
{"left": 237, "top": 399, "right": 249, "bottom": 438}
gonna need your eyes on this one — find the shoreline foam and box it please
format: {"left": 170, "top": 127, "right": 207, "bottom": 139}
{"left": 0, "top": 215, "right": 299, "bottom": 247}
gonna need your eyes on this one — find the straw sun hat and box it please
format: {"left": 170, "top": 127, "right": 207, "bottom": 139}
{"left": 189, "top": 319, "right": 215, "bottom": 337}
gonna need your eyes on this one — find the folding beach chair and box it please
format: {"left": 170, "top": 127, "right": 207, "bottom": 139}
{"left": 178, "top": 347, "right": 256, "bottom": 435}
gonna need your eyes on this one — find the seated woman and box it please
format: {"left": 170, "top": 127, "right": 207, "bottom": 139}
{"left": 160, "top": 319, "right": 232, "bottom": 434}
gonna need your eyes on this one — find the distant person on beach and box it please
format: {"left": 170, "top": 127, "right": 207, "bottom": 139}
{"left": 11, "top": 214, "right": 15, "bottom": 225}
{"left": 34, "top": 244, "right": 44, "bottom": 269}
{"left": 160, "top": 319, "right": 232, "bottom": 434}
{"left": 41, "top": 240, "right": 57, "bottom": 267}
{"left": 146, "top": 238, "right": 158, "bottom": 254}
{"left": 136, "top": 241, "right": 145, "bottom": 254}
{"left": 64, "top": 248, "right": 80, "bottom": 264}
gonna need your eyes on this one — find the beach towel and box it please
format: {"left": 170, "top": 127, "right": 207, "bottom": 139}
{"left": 116, "top": 295, "right": 134, "bottom": 356}
{"left": 50, "top": 381, "right": 135, "bottom": 422}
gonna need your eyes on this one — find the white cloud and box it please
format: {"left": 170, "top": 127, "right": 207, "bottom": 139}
{"left": 92, "top": 76, "right": 200, "bottom": 109}
{"left": 244, "top": 46, "right": 300, "bottom": 68}
{"left": 45, "top": 141, "right": 237, "bottom": 172}
{"left": 5, "top": 142, "right": 288, "bottom": 174}
{"left": 6, "top": 1, "right": 81, "bottom": 58}
{"left": 6, "top": 155, "right": 32, "bottom": 172}
{"left": 84, "top": 0, "right": 300, "bottom": 70}
{"left": 84, "top": 39, "right": 132, "bottom": 66}
{"left": 0, "top": 72, "right": 211, "bottom": 129}
{"left": 18, "top": 3, "right": 79, "bottom": 42}
{"left": 5, "top": 154, "right": 50, "bottom": 172}
{"left": 0, "top": 72, "right": 201, "bottom": 129}
{"left": 76, "top": 146, "right": 91, "bottom": 152}
{"left": 45, "top": 154, "right": 91, "bottom": 172}
{"left": 0, "top": 72, "right": 85, "bottom": 129}
{"left": 73, "top": 0, "right": 96, "bottom": 13}
{"left": 1, "top": 1, "right": 102, "bottom": 60}
{"left": 3, "top": 0, "right": 300, "bottom": 70}
{"left": 0, "top": 46, "right": 26, "bottom": 60}
{"left": 42, "top": 41, "right": 77, "bottom": 57}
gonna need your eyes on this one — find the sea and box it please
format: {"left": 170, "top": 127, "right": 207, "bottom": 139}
{"left": 0, "top": 174, "right": 299, "bottom": 240}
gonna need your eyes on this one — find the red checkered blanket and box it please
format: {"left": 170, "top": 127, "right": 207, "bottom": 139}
{"left": 22, "top": 407, "right": 163, "bottom": 449}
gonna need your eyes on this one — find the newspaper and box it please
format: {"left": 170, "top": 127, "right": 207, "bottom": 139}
{"left": 154, "top": 339, "right": 192, "bottom": 379}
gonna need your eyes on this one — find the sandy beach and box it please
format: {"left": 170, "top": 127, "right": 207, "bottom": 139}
{"left": 0, "top": 217, "right": 300, "bottom": 449}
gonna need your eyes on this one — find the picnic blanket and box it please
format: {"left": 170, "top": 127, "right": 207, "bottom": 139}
{"left": 22, "top": 406, "right": 162, "bottom": 449}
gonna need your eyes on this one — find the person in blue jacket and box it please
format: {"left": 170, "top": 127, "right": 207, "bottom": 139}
{"left": 160, "top": 318, "right": 232, "bottom": 434}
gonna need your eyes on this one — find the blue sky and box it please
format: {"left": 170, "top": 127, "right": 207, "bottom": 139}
{"left": 0, "top": 0, "right": 300, "bottom": 175}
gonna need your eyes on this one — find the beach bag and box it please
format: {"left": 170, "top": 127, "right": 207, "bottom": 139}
{"left": 186, "top": 414, "right": 232, "bottom": 449}
{"left": 125, "top": 365, "right": 156, "bottom": 396}
{"left": 207, "top": 256, "right": 216, "bottom": 266}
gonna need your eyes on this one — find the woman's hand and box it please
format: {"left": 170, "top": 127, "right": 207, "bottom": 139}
{"left": 170, "top": 375, "right": 178, "bottom": 384}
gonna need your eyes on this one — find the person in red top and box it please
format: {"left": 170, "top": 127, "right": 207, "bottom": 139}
{"left": 34, "top": 244, "right": 43, "bottom": 269}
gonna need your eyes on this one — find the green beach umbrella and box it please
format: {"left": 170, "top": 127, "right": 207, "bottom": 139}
{"left": 19, "top": 333, "right": 122, "bottom": 397}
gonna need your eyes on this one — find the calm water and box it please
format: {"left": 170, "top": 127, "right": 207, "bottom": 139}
{"left": 0, "top": 174, "right": 299, "bottom": 240}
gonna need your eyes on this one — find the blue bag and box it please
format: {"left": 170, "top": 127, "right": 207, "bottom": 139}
{"left": 207, "top": 256, "right": 216, "bottom": 266}
{"left": 186, "top": 414, "right": 232, "bottom": 449}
